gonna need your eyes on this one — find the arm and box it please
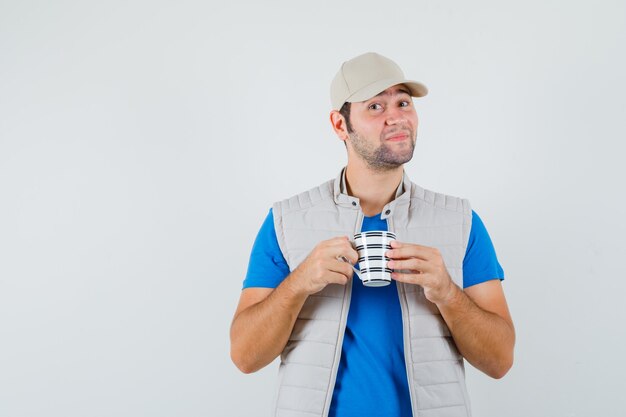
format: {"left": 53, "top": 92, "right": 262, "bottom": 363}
{"left": 437, "top": 279, "right": 514, "bottom": 379}
{"left": 230, "top": 237, "right": 357, "bottom": 374}
{"left": 229, "top": 281, "right": 307, "bottom": 374}
{"left": 387, "top": 242, "right": 515, "bottom": 379}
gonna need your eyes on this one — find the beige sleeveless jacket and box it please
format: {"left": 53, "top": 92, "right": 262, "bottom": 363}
{"left": 271, "top": 169, "right": 473, "bottom": 417}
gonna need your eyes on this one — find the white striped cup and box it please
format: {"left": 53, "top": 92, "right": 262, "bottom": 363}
{"left": 351, "top": 231, "right": 396, "bottom": 287}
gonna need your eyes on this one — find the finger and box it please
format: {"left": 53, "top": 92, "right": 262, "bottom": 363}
{"left": 386, "top": 244, "right": 432, "bottom": 261}
{"left": 342, "top": 246, "right": 359, "bottom": 264}
{"left": 326, "top": 237, "right": 357, "bottom": 256}
{"left": 334, "top": 259, "right": 358, "bottom": 279}
{"left": 326, "top": 258, "right": 356, "bottom": 277}
{"left": 337, "top": 255, "right": 358, "bottom": 269}
{"left": 334, "top": 239, "right": 359, "bottom": 262}
{"left": 387, "top": 258, "right": 430, "bottom": 272}
{"left": 391, "top": 271, "right": 425, "bottom": 285}
{"left": 328, "top": 243, "right": 359, "bottom": 264}
{"left": 327, "top": 271, "right": 351, "bottom": 286}
{"left": 389, "top": 240, "right": 403, "bottom": 248}
{"left": 327, "top": 261, "right": 356, "bottom": 281}
{"left": 390, "top": 240, "right": 423, "bottom": 249}
{"left": 389, "top": 240, "right": 434, "bottom": 252}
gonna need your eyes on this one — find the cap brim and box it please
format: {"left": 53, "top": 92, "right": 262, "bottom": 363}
{"left": 345, "top": 78, "right": 428, "bottom": 104}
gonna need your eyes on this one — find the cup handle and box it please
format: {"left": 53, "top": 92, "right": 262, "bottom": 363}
{"left": 338, "top": 256, "right": 361, "bottom": 279}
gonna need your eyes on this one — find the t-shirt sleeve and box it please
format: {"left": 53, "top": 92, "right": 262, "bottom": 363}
{"left": 462, "top": 210, "right": 505, "bottom": 288}
{"left": 242, "top": 209, "right": 290, "bottom": 289}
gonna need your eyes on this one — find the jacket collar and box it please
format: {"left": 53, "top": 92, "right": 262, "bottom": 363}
{"left": 332, "top": 167, "right": 411, "bottom": 218}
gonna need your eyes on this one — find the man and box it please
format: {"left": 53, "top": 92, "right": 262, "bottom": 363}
{"left": 230, "top": 52, "right": 515, "bottom": 417}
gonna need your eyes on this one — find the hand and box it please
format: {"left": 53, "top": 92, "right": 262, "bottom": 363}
{"left": 386, "top": 240, "right": 459, "bottom": 305}
{"left": 287, "top": 237, "right": 358, "bottom": 296}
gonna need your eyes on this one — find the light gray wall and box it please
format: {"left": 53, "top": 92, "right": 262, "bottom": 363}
{"left": 1, "top": 1, "right": 625, "bottom": 416}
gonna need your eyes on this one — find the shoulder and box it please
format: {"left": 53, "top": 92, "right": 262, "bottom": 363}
{"left": 463, "top": 209, "right": 505, "bottom": 287}
{"left": 273, "top": 178, "right": 335, "bottom": 216}
{"left": 467, "top": 210, "right": 499, "bottom": 250}
{"left": 408, "top": 181, "right": 471, "bottom": 216}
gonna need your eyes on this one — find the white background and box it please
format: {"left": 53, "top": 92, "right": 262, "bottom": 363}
{"left": 1, "top": 1, "right": 625, "bottom": 416}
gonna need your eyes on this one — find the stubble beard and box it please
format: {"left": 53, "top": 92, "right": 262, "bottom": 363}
{"left": 348, "top": 130, "right": 416, "bottom": 172}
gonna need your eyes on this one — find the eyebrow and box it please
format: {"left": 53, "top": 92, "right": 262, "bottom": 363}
{"left": 373, "top": 88, "right": 412, "bottom": 98}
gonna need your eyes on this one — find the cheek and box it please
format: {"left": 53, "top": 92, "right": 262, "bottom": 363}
{"left": 410, "top": 114, "right": 419, "bottom": 131}
{"left": 358, "top": 120, "right": 385, "bottom": 137}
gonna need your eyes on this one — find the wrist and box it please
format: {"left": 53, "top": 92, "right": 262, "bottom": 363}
{"left": 438, "top": 281, "right": 462, "bottom": 307}
{"left": 283, "top": 270, "right": 309, "bottom": 299}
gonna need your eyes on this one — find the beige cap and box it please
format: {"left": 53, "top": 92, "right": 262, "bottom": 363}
{"left": 330, "top": 52, "right": 428, "bottom": 110}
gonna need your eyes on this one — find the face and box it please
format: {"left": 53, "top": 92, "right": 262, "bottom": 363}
{"left": 346, "top": 85, "right": 418, "bottom": 171}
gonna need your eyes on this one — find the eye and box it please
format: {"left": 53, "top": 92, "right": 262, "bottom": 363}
{"left": 399, "top": 100, "right": 411, "bottom": 107}
{"left": 368, "top": 103, "right": 383, "bottom": 111}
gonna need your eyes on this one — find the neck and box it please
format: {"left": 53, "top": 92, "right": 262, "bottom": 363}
{"left": 344, "top": 162, "right": 404, "bottom": 217}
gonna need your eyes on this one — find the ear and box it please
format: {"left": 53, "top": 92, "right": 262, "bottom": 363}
{"left": 329, "top": 110, "right": 349, "bottom": 141}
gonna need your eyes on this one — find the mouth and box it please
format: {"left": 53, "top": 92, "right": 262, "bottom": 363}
{"left": 385, "top": 132, "right": 410, "bottom": 142}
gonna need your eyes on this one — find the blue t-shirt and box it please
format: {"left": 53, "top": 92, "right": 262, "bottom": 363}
{"left": 243, "top": 210, "right": 504, "bottom": 417}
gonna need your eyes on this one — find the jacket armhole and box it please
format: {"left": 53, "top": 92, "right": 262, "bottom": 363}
{"left": 272, "top": 201, "right": 290, "bottom": 268}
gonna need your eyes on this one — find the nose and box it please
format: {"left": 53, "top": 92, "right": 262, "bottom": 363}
{"left": 385, "top": 107, "right": 408, "bottom": 126}
{"left": 386, "top": 116, "right": 407, "bottom": 125}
